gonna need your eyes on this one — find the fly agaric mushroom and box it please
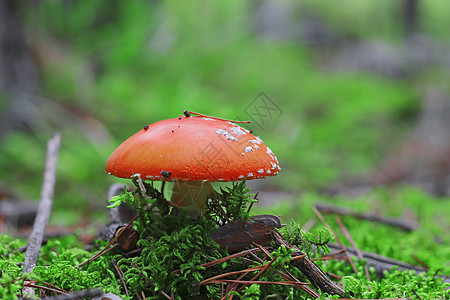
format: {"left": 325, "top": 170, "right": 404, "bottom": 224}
{"left": 105, "top": 111, "right": 280, "bottom": 211}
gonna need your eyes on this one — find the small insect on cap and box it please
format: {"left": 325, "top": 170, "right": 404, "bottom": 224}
{"left": 105, "top": 112, "right": 281, "bottom": 182}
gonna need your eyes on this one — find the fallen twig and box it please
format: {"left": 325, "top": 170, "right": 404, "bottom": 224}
{"left": 38, "top": 289, "right": 104, "bottom": 300}
{"left": 199, "top": 264, "right": 271, "bottom": 286}
{"left": 247, "top": 246, "right": 320, "bottom": 298}
{"left": 196, "top": 242, "right": 317, "bottom": 299}
{"left": 22, "top": 132, "right": 61, "bottom": 297}
{"left": 314, "top": 202, "right": 418, "bottom": 231}
{"left": 235, "top": 256, "right": 278, "bottom": 293}
{"left": 411, "top": 254, "right": 430, "bottom": 270}
{"left": 312, "top": 206, "right": 359, "bottom": 275}
{"left": 272, "top": 229, "right": 346, "bottom": 298}
{"left": 185, "top": 110, "right": 250, "bottom": 123}
{"left": 326, "top": 243, "right": 427, "bottom": 276}
{"left": 172, "top": 248, "right": 263, "bottom": 274}
{"left": 76, "top": 215, "right": 137, "bottom": 268}
{"left": 93, "top": 292, "right": 124, "bottom": 300}
{"left": 112, "top": 259, "right": 129, "bottom": 298}
{"left": 207, "top": 279, "right": 309, "bottom": 287}
{"left": 325, "top": 244, "right": 450, "bottom": 286}
{"left": 336, "top": 216, "right": 370, "bottom": 281}
{"left": 43, "top": 282, "right": 70, "bottom": 295}
{"left": 23, "top": 282, "right": 68, "bottom": 296}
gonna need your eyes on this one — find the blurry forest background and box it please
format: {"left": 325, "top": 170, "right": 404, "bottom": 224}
{"left": 0, "top": 0, "right": 449, "bottom": 231}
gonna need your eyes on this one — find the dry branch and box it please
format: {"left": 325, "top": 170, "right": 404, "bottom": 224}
{"left": 22, "top": 132, "right": 61, "bottom": 297}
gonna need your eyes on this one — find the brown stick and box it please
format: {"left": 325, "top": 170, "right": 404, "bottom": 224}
{"left": 34, "top": 289, "right": 104, "bottom": 300}
{"left": 23, "top": 132, "right": 61, "bottom": 297}
{"left": 248, "top": 245, "right": 321, "bottom": 298}
{"left": 272, "top": 230, "right": 346, "bottom": 298}
{"left": 23, "top": 283, "right": 68, "bottom": 296}
{"left": 325, "top": 244, "right": 450, "bottom": 286}
{"left": 326, "top": 243, "right": 427, "bottom": 276}
{"left": 185, "top": 110, "right": 250, "bottom": 123}
{"left": 314, "top": 203, "right": 418, "bottom": 231}
{"left": 335, "top": 216, "right": 370, "bottom": 281}
{"left": 312, "top": 206, "right": 359, "bottom": 276}
{"left": 45, "top": 289, "right": 103, "bottom": 300}
{"left": 76, "top": 215, "right": 137, "bottom": 268}
{"left": 111, "top": 259, "right": 129, "bottom": 298}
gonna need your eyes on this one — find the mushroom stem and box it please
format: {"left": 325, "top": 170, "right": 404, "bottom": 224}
{"left": 161, "top": 181, "right": 166, "bottom": 198}
{"left": 170, "top": 181, "right": 215, "bottom": 212}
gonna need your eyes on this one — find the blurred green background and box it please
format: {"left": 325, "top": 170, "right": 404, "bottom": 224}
{"left": 0, "top": 0, "right": 449, "bottom": 227}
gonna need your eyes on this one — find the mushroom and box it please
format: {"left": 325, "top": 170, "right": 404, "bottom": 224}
{"left": 105, "top": 111, "right": 280, "bottom": 211}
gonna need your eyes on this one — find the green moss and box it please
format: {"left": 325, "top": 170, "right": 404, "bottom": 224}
{"left": 341, "top": 266, "right": 449, "bottom": 299}
{"left": 3, "top": 184, "right": 449, "bottom": 299}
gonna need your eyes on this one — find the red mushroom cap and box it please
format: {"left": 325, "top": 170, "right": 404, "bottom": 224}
{"left": 105, "top": 116, "right": 280, "bottom": 182}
